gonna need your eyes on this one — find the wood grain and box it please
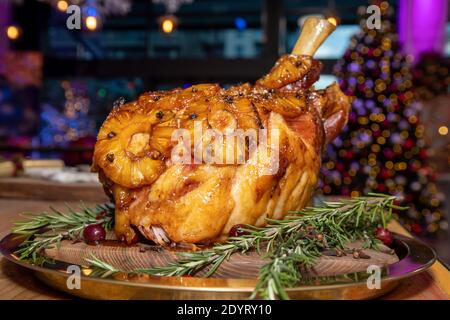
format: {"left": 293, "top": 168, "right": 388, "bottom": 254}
{"left": 0, "top": 177, "right": 108, "bottom": 202}
{"left": 0, "top": 199, "right": 449, "bottom": 300}
{"left": 44, "top": 239, "right": 398, "bottom": 279}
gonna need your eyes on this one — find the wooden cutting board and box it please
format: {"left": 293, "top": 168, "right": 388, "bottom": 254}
{"left": 44, "top": 238, "right": 398, "bottom": 279}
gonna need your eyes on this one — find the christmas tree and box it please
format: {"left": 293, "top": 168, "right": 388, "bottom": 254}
{"left": 413, "top": 52, "right": 450, "bottom": 102}
{"left": 320, "top": 3, "right": 446, "bottom": 236}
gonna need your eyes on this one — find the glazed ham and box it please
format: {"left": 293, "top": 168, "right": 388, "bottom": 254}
{"left": 92, "top": 18, "right": 351, "bottom": 245}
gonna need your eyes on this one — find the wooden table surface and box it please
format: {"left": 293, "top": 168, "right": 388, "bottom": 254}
{"left": 0, "top": 177, "right": 108, "bottom": 203}
{"left": 0, "top": 198, "right": 449, "bottom": 300}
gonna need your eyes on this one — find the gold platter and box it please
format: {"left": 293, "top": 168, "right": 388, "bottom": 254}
{"left": 0, "top": 233, "right": 436, "bottom": 300}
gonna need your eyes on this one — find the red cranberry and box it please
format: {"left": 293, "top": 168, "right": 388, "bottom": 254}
{"left": 375, "top": 227, "right": 393, "bottom": 246}
{"left": 229, "top": 224, "right": 249, "bottom": 237}
{"left": 83, "top": 224, "right": 106, "bottom": 244}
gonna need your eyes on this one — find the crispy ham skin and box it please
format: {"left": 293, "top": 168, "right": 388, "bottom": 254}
{"left": 93, "top": 54, "right": 351, "bottom": 245}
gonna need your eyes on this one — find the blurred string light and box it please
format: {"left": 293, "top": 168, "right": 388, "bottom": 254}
{"left": 56, "top": 0, "right": 69, "bottom": 12}
{"left": 153, "top": 0, "right": 194, "bottom": 34}
{"left": 438, "top": 126, "right": 448, "bottom": 136}
{"left": 234, "top": 17, "right": 247, "bottom": 31}
{"left": 6, "top": 25, "right": 21, "bottom": 40}
{"left": 160, "top": 15, "right": 177, "bottom": 34}
{"left": 162, "top": 18, "right": 174, "bottom": 33}
{"left": 85, "top": 15, "right": 98, "bottom": 31}
{"left": 83, "top": 4, "right": 100, "bottom": 31}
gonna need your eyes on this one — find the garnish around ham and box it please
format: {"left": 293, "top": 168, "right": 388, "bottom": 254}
{"left": 92, "top": 18, "right": 351, "bottom": 245}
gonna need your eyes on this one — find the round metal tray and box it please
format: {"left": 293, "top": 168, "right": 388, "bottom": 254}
{"left": 0, "top": 232, "right": 436, "bottom": 299}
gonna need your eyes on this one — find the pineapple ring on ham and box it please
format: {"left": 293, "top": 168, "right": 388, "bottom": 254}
{"left": 94, "top": 110, "right": 167, "bottom": 188}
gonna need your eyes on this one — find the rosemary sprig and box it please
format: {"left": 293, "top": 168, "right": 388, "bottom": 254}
{"left": 12, "top": 203, "right": 114, "bottom": 262}
{"left": 85, "top": 193, "right": 405, "bottom": 299}
{"left": 85, "top": 254, "right": 120, "bottom": 278}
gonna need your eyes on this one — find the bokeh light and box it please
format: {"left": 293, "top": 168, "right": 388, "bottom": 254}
{"left": 6, "top": 25, "right": 20, "bottom": 40}
{"left": 85, "top": 16, "right": 98, "bottom": 31}
{"left": 56, "top": 0, "right": 68, "bottom": 12}
{"left": 438, "top": 126, "right": 448, "bottom": 136}
{"left": 161, "top": 18, "right": 174, "bottom": 33}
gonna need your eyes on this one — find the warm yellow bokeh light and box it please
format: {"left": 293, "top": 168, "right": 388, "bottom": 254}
{"left": 81, "top": 268, "right": 93, "bottom": 276}
{"left": 438, "top": 126, "right": 448, "bottom": 136}
{"left": 327, "top": 17, "right": 338, "bottom": 26}
{"left": 6, "top": 25, "right": 20, "bottom": 40}
{"left": 57, "top": 0, "right": 68, "bottom": 12}
{"left": 85, "top": 16, "right": 98, "bottom": 31}
{"left": 162, "top": 19, "right": 174, "bottom": 33}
